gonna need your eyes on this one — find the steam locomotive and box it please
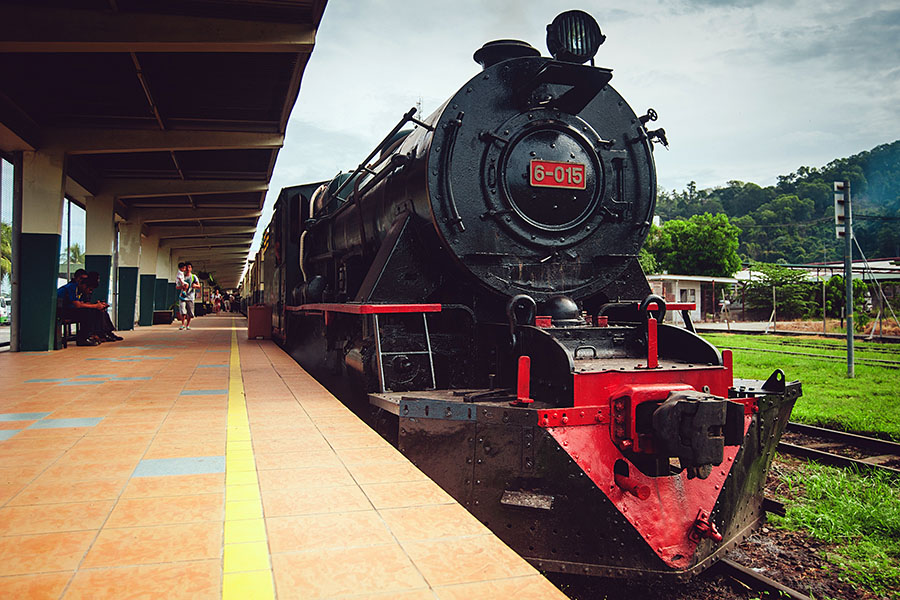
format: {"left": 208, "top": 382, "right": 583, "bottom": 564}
{"left": 246, "top": 10, "right": 801, "bottom": 578}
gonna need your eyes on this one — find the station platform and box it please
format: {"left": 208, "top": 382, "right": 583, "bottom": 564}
{"left": 0, "top": 314, "right": 567, "bottom": 599}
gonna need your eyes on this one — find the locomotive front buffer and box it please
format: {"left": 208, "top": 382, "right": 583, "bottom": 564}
{"left": 374, "top": 295, "right": 801, "bottom": 578}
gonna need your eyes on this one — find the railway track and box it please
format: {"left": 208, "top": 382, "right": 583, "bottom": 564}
{"left": 713, "top": 558, "right": 813, "bottom": 600}
{"left": 778, "top": 422, "right": 900, "bottom": 475}
{"left": 773, "top": 340, "right": 899, "bottom": 355}
{"left": 717, "top": 345, "right": 900, "bottom": 368}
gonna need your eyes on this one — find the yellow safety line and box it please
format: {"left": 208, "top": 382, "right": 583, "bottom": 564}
{"left": 223, "top": 323, "right": 275, "bottom": 600}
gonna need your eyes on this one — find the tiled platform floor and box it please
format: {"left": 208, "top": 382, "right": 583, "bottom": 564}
{"left": 0, "top": 314, "right": 568, "bottom": 599}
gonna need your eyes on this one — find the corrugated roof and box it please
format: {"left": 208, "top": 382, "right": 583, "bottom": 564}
{"left": 0, "top": 0, "right": 326, "bottom": 288}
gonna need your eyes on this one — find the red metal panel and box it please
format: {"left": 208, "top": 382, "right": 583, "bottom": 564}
{"left": 546, "top": 416, "right": 751, "bottom": 569}
{"left": 572, "top": 367, "right": 733, "bottom": 407}
{"left": 608, "top": 382, "right": 694, "bottom": 453}
{"left": 537, "top": 406, "right": 609, "bottom": 427}
{"left": 535, "top": 316, "right": 553, "bottom": 328}
{"left": 666, "top": 303, "right": 696, "bottom": 310}
{"left": 296, "top": 303, "right": 442, "bottom": 315}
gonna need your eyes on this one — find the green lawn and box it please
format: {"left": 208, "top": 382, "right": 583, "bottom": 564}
{"left": 699, "top": 333, "right": 900, "bottom": 598}
{"left": 769, "top": 461, "right": 900, "bottom": 599}
{"left": 701, "top": 333, "right": 900, "bottom": 440}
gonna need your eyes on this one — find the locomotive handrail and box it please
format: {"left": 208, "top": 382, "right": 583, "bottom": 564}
{"left": 354, "top": 153, "right": 410, "bottom": 201}
{"left": 296, "top": 303, "right": 442, "bottom": 315}
{"left": 574, "top": 345, "right": 599, "bottom": 360}
{"left": 639, "top": 294, "right": 667, "bottom": 323}
{"left": 330, "top": 107, "right": 422, "bottom": 201}
{"left": 329, "top": 107, "right": 423, "bottom": 254}
{"left": 440, "top": 112, "right": 466, "bottom": 232}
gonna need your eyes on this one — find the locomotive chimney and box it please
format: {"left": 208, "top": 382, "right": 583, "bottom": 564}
{"left": 473, "top": 39, "right": 540, "bottom": 69}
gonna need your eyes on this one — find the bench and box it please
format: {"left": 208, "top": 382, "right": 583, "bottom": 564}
{"left": 153, "top": 309, "right": 174, "bottom": 325}
{"left": 55, "top": 297, "right": 79, "bottom": 349}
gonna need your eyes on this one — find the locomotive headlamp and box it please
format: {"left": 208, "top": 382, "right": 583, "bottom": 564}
{"left": 546, "top": 10, "right": 605, "bottom": 64}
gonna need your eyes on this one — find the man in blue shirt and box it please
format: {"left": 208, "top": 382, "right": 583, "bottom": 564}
{"left": 57, "top": 271, "right": 122, "bottom": 346}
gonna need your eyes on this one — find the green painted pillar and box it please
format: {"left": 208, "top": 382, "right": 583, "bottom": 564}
{"left": 16, "top": 150, "right": 65, "bottom": 351}
{"left": 138, "top": 232, "right": 158, "bottom": 327}
{"left": 117, "top": 267, "right": 138, "bottom": 330}
{"left": 84, "top": 255, "right": 112, "bottom": 302}
{"left": 84, "top": 194, "right": 114, "bottom": 303}
{"left": 154, "top": 246, "right": 173, "bottom": 315}
{"left": 116, "top": 220, "right": 142, "bottom": 330}
{"left": 19, "top": 233, "right": 62, "bottom": 350}
{"left": 154, "top": 278, "right": 168, "bottom": 310}
{"left": 138, "top": 275, "right": 156, "bottom": 326}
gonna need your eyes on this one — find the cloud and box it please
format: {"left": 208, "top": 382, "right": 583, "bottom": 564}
{"left": 245, "top": 0, "right": 900, "bottom": 259}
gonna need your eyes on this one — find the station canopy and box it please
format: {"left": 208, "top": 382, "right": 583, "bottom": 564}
{"left": 0, "top": 0, "right": 326, "bottom": 289}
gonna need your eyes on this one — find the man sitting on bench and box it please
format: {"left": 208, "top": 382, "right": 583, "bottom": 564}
{"left": 57, "top": 271, "right": 123, "bottom": 346}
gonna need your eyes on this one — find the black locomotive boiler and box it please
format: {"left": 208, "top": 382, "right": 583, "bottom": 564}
{"left": 249, "top": 10, "right": 801, "bottom": 579}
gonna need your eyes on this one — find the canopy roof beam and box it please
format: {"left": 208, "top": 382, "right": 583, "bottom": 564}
{"left": 0, "top": 5, "right": 316, "bottom": 53}
{"left": 105, "top": 179, "right": 267, "bottom": 199}
{"left": 49, "top": 130, "right": 284, "bottom": 155}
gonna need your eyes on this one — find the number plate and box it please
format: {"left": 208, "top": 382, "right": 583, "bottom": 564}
{"left": 529, "top": 160, "right": 586, "bottom": 190}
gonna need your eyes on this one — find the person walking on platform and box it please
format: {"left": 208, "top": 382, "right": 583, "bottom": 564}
{"left": 179, "top": 262, "right": 201, "bottom": 330}
{"left": 176, "top": 262, "right": 186, "bottom": 298}
{"left": 175, "top": 262, "right": 187, "bottom": 323}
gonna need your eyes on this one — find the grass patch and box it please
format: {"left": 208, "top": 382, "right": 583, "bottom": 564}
{"left": 701, "top": 333, "right": 900, "bottom": 440}
{"left": 769, "top": 461, "right": 900, "bottom": 598}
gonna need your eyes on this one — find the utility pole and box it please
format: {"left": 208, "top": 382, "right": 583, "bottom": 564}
{"left": 822, "top": 246, "right": 827, "bottom": 335}
{"left": 835, "top": 181, "right": 853, "bottom": 378}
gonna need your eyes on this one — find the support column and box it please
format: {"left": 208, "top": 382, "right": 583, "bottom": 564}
{"left": 167, "top": 254, "right": 177, "bottom": 309}
{"left": 138, "top": 233, "right": 158, "bottom": 326}
{"left": 154, "top": 246, "right": 171, "bottom": 310}
{"left": 84, "top": 194, "right": 115, "bottom": 302}
{"left": 16, "top": 150, "right": 65, "bottom": 351}
{"left": 117, "top": 220, "right": 141, "bottom": 330}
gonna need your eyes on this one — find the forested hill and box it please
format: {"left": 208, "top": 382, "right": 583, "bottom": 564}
{"left": 654, "top": 140, "right": 900, "bottom": 264}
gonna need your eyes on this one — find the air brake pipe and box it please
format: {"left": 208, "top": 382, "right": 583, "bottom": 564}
{"left": 299, "top": 184, "right": 326, "bottom": 282}
{"left": 614, "top": 473, "right": 650, "bottom": 500}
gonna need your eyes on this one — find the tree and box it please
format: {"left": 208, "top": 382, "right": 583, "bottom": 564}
{"left": 638, "top": 246, "right": 658, "bottom": 274}
{"left": 60, "top": 242, "right": 85, "bottom": 265}
{"left": 0, "top": 222, "right": 11, "bottom": 283}
{"left": 824, "top": 275, "right": 869, "bottom": 321}
{"left": 645, "top": 213, "right": 742, "bottom": 277}
{"left": 744, "top": 262, "right": 815, "bottom": 320}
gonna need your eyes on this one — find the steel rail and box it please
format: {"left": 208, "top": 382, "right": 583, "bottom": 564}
{"left": 773, "top": 340, "right": 899, "bottom": 355}
{"left": 718, "top": 345, "right": 900, "bottom": 368}
{"left": 777, "top": 442, "right": 900, "bottom": 476}
{"left": 786, "top": 422, "right": 900, "bottom": 455}
{"left": 715, "top": 558, "right": 813, "bottom": 600}
{"left": 762, "top": 497, "right": 785, "bottom": 517}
